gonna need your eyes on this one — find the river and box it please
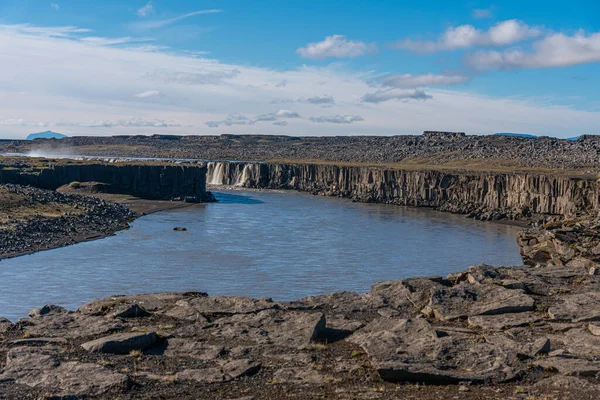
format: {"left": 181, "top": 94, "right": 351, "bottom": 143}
{"left": 0, "top": 189, "right": 523, "bottom": 321}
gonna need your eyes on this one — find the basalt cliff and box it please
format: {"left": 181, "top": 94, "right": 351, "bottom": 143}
{"left": 207, "top": 161, "right": 599, "bottom": 222}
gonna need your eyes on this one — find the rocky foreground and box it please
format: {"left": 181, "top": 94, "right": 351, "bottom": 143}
{"left": 0, "top": 184, "right": 134, "bottom": 258}
{"left": 2, "top": 263, "right": 600, "bottom": 399}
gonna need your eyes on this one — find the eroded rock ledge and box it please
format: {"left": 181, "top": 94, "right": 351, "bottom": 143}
{"left": 2, "top": 264, "right": 600, "bottom": 399}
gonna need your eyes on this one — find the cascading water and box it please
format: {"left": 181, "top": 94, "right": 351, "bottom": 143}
{"left": 235, "top": 164, "right": 253, "bottom": 187}
{"left": 208, "top": 162, "right": 226, "bottom": 185}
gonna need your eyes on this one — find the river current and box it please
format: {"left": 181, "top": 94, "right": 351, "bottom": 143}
{"left": 0, "top": 189, "right": 523, "bottom": 321}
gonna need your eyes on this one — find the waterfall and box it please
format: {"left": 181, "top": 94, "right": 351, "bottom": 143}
{"left": 208, "top": 162, "right": 225, "bottom": 185}
{"left": 235, "top": 164, "right": 252, "bottom": 187}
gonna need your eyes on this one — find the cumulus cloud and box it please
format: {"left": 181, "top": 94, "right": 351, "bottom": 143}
{"left": 306, "top": 95, "right": 335, "bottom": 105}
{"left": 467, "top": 30, "right": 600, "bottom": 70}
{"left": 1, "top": 22, "right": 600, "bottom": 138}
{"left": 378, "top": 73, "right": 469, "bottom": 88}
{"left": 362, "top": 89, "right": 432, "bottom": 103}
{"left": 132, "top": 9, "right": 221, "bottom": 29}
{"left": 145, "top": 68, "right": 240, "bottom": 85}
{"left": 137, "top": 1, "right": 154, "bottom": 17}
{"left": 50, "top": 3, "right": 60, "bottom": 11}
{"left": 309, "top": 115, "right": 364, "bottom": 124}
{"left": 396, "top": 20, "right": 542, "bottom": 53}
{"left": 297, "top": 35, "right": 376, "bottom": 59}
{"left": 275, "top": 80, "right": 288, "bottom": 88}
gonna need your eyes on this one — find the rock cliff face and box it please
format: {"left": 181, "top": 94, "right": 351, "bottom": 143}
{"left": 0, "top": 163, "right": 214, "bottom": 203}
{"left": 207, "top": 161, "right": 599, "bottom": 220}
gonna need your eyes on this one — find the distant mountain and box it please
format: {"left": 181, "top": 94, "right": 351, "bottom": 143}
{"left": 493, "top": 132, "right": 537, "bottom": 139}
{"left": 26, "top": 131, "right": 68, "bottom": 140}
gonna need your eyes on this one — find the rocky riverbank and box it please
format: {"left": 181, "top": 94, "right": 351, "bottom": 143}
{"left": 2, "top": 262, "right": 600, "bottom": 399}
{"left": 0, "top": 184, "right": 135, "bottom": 259}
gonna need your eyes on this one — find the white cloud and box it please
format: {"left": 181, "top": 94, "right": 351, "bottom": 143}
{"left": 137, "top": 1, "right": 154, "bottom": 17}
{"left": 309, "top": 115, "right": 364, "bottom": 124}
{"left": 145, "top": 68, "right": 239, "bottom": 85}
{"left": 467, "top": 30, "right": 600, "bottom": 70}
{"left": 362, "top": 89, "right": 432, "bottom": 103}
{"left": 297, "top": 35, "right": 376, "bottom": 59}
{"left": 0, "top": 23, "right": 599, "bottom": 138}
{"left": 276, "top": 109, "right": 301, "bottom": 118}
{"left": 0, "top": 117, "right": 180, "bottom": 128}
{"left": 131, "top": 9, "right": 221, "bottom": 29}
{"left": 80, "top": 36, "right": 154, "bottom": 46}
{"left": 134, "top": 90, "right": 161, "bottom": 98}
{"left": 472, "top": 8, "right": 492, "bottom": 19}
{"left": 206, "top": 109, "right": 301, "bottom": 127}
{"left": 275, "top": 80, "right": 288, "bottom": 88}
{"left": 379, "top": 73, "right": 469, "bottom": 88}
{"left": 0, "top": 24, "right": 91, "bottom": 38}
{"left": 306, "top": 95, "right": 335, "bottom": 104}
{"left": 50, "top": 3, "right": 60, "bottom": 11}
{"left": 396, "top": 20, "right": 542, "bottom": 53}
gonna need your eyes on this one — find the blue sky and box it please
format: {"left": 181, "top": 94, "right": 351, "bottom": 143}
{"left": 0, "top": 0, "right": 599, "bottom": 138}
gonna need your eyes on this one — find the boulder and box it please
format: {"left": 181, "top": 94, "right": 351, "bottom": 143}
{"left": 81, "top": 332, "right": 158, "bottom": 354}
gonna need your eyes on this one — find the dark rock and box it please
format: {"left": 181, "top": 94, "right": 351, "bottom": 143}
{"left": 81, "top": 332, "right": 158, "bottom": 354}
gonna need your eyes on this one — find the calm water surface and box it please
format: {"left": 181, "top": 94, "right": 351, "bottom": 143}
{"left": 0, "top": 189, "right": 523, "bottom": 321}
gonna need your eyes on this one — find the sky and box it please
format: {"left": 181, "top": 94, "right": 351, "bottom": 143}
{"left": 0, "top": 0, "right": 599, "bottom": 139}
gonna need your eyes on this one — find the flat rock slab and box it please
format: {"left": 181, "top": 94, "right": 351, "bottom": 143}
{"left": 349, "top": 317, "right": 522, "bottom": 384}
{"left": 0, "top": 346, "right": 128, "bottom": 397}
{"left": 23, "top": 312, "right": 123, "bottom": 339}
{"left": 159, "top": 338, "right": 224, "bottom": 360}
{"left": 423, "top": 283, "right": 534, "bottom": 321}
{"left": 176, "top": 359, "right": 260, "bottom": 383}
{"left": 370, "top": 277, "right": 445, "bottom": 313}
{"left": 188, "top": 296, "right": 279, "bottom": 315}
{"left": 468, "top": 312, "right": 541, "bottom": 331}
{"left": 82, "top": 332, "right": 158, "bottom": 354}
{"left": 548, "top": 292, "right": 600, "bottom": 322}
{"left": 212, "top": 310, "right": 326, "bottom": 348}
